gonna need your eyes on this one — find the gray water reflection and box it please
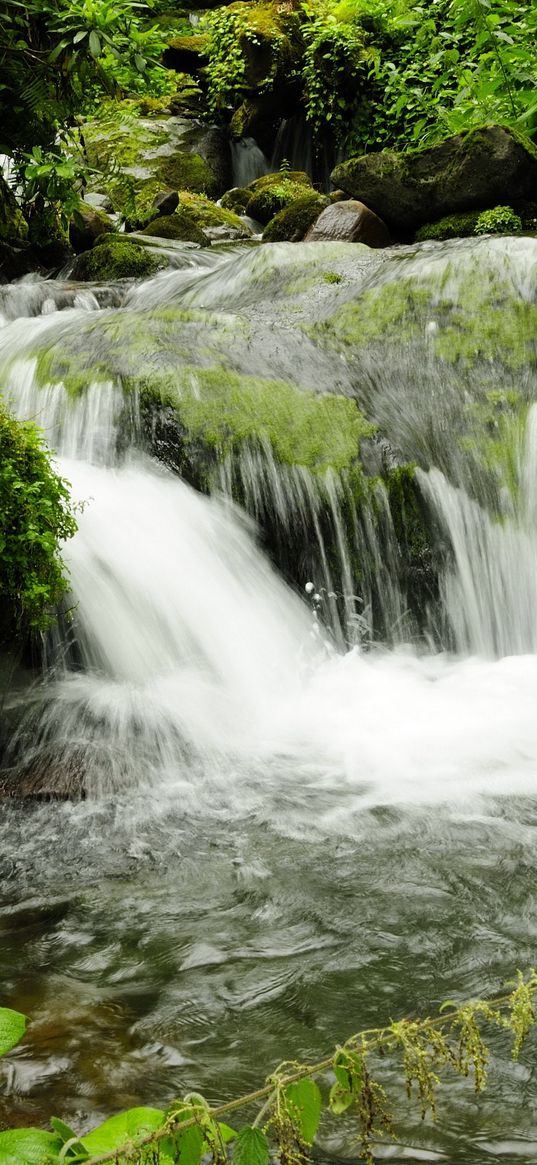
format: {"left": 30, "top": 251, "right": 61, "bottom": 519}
{"left": 1, "top": 797, "right": 537, "bottom": 1163}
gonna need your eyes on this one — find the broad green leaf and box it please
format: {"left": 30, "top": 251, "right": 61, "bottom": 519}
{"left": 50, "top": 1119, "right": 88, "bottom": 1159}
{"left": 233, "top": 1127, "right": 270, "bottom": 1165}
{"left": 0, "top": 1007, "right": 26, "bottom": 1056}
{"left": 217, "top": 1124, "right": 237, "bottom": 1145}
{"left": 89, "top": 29, "right": 101, "bottom": 56}
{"left": 173, "top": 1122, "right": 204, "bottom": 1165}
{"left": 0, "top": 1128, "right": 62, "bottom": 1165}
{"left": 329, "top": 1082, "right": 353, "bottom": 1115}
{"left": 284, "top": 1079, "right": 322, "bottom": 1144}
{"left": 81, "top": 1108, "right": 165, "bottom": 1156}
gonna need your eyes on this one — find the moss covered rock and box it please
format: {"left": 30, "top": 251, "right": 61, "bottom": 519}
{"left": 71, "top": 236, "right": 165, "bottom": 281}
{"left": 332, "top": 125, "right": 537, "bottom": 233}
{"left": 245, "top": 171, "right": 313, "bottom": 225}
{"left": 140, "top": 210, "right": 209, "bottom": 245}
{"left": 82, "top": 105, "right": 231, "bottom": 220}
{"left": 262, "top": 193, "right": 329, "bottom": 241}
{"left": 177, "top": 192, "right": 251, "bottom": 238}
{"left": 162, "top": 33, "right": 210, "bottom": 73}
{"left": 220, "top": 187, "right": 251, "bottom": 214}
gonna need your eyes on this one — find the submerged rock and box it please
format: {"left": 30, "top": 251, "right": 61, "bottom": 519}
{"left": 332, "top": 126, "right": 537, "bottom": 233}
{"left": 305, "top": 200, "right": 391, "bottom": 247}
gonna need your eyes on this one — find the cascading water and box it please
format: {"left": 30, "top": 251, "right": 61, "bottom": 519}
{"left": 3, "top": 237, "right": 537, "bottom": 1162}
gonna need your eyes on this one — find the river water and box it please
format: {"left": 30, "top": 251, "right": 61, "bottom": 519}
{"left": 1, "top": 239, "right": 537, "bottom": 1163}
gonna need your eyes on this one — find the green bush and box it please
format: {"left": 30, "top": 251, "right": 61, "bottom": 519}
{"left": 0, "top": 400, "right": 77, "bottom": 640}
{"left": 475, "top": 205, "right": 523, "bottom": 235}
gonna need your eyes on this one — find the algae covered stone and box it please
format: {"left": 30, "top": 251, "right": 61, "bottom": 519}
{"left": 245, "top": 171, "right": 313, "bottom": 225}
{"left": 72, "top": 236, "right": 165, "bottom": 281}
{"left": 332, "top": 126, "right": 537, "bottom": 233}
{"left": 262, "top": 194, "right": 329, "bottom": 242}
{"left": 140, "top": 210, "right": 209, "bottom": 245}
{"left": 177, "top": 193, "right": 251, "bottom": 238}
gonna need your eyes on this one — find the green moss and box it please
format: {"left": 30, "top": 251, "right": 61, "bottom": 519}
{"left": 315, "top": 261, "right": 537, "bottom": 371}
{"left": 72, "top": 237, "right": 164, "bottom": 281}
{"left": 157, "top": 152, "right": 218, "bottom": 198}
{"left": 140, "top": 210, "right": 209, "bottom": 245}
{"left": 415, "top": 212, "right": 481, "bottom": 242}
{"left": 416, "top": 204, "right": 523, "bottom": 241}
{"left": 262, "top": 194, "right": 329, "bottom": 241}
{"left": 247, "top": 174, "right": 315, "bottom": 226}
{"left": 178, "top": 192, "right": 248, "bottom": 233}
{"left": 137, "top": 366, "right": 373, "bottom": 475}
{"left": 220, "top": 187, "right": 251, "bottom": 214}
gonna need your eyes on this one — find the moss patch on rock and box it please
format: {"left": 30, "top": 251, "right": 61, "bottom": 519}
{"left": 140, "top": 210, "right": 209, "bottom": 245}
{"left": 178, "top": 192, "right": 250, "bottom": 236}
{"left": 262, "top": 193, "right": 330, "bottom": 241}
{"left": 245, "top": 171, "right": 313, "bottom": 225}
{"left": 71, "top": 236, "right": 165, "bottom": 281}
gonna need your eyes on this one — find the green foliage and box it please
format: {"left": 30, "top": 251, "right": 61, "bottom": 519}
{"left": 202, "top": 1, "right": 300, "bottom": 117}
{"left": 0, "top": 0, "right": 172, "bottom": 158}
{"left": 0, "top": 1007, "right": 26, "bottom": 1056}
{"left": 416, "top": 204, "right": 523, "bottom": 240}
{"left": 345, "top": 0, "right": 537, "bottom": 153}
{"left": 474, "top": 203, "right": 523, "bottom": 234}
{"left": 1, "top": 975, "right": 537, "bottom": 1165}
{"left": 301, "top": 0, "right": 371, "bottom": 141}
{"left": 0, "top": 399, "right": 77, "bottom": 639}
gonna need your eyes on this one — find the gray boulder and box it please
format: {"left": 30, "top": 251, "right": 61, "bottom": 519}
{"left": 305, "top": 200, "right": 391, "bottom": 247}
{"left": 331, "top": 126, "right": 537, "bottom": 232}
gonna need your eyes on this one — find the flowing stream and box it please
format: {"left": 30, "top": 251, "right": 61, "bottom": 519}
{"left": 1, "top": 239, "right": 537, "bottom": 1162}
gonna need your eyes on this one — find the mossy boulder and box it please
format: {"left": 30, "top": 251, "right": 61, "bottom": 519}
{"left": 220, "top": 187, "right": 251, "bottom": 213}
{"left": 163, "top": 33, "right": 210, "bottom": 72}
{"left": 245, "top": 171, "right": 313, "bottom": 225}
{"left": 71, "top": 236, "right": 165, "bottom": 281}
{"left": 0, "top": 174, "right": 28, "bottom": 244}
{"left": 177, "top": 192, "right": 251, "bottom": 238}
{"left": 82, "top": 105, "right": 231, "bottom": 219}
{"left": 332, "top": 125, "right": 537, "bottom": 233}
{"left": 139, "top": 210, "right": 209, "bottom": 245}
{"left": 262, "top": 193, "right": 329, "bottom": 241}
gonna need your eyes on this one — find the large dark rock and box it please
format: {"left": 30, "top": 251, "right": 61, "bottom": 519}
{"left": 152, "top": 189, "right": 180, "bottom": 216}
{"left": 331, "top": 126, "right": 537, "bottom": 232}
{"left": 0, "top": 240, "right": 40, "bottom": 282}
{"left": 305, "top": 200, "right": 391, "bottom": 247}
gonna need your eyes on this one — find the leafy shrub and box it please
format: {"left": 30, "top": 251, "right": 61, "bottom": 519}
{"left": 0, "top": 400, "right": 77, "bottom": 640}
{"left": 475, "top": 204, "right": 523, "bottom": 235}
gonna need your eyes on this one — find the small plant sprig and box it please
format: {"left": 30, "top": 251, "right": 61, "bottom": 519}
{"left": 2, "top": 972, "right": 537, "bottom": 1165}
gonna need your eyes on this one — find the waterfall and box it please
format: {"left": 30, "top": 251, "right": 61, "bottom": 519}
{"left": 231, "top": 138, "right": 270, "bottom": 188}
{"left": 2, "top": 238, "right": 537, "bottom": 806}
{"left": 420, "top": 406, "right": 537, "bottom": 656}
